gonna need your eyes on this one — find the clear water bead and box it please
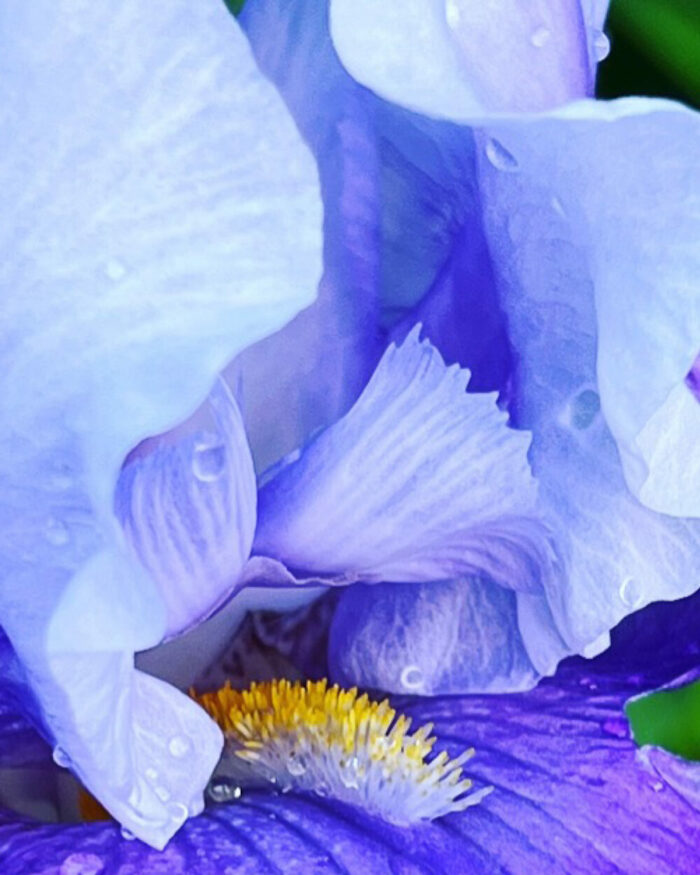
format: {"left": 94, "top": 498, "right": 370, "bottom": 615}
{"left": 208, "top": 777, "right": 242, "bottom": 803}
{"left": 168, "top": 735, "right": 191, "bottom": 758}
{"left": 400, "top": 665, "right": 425, "bottom": 691}
{"left": 485, "top": 138, "right": 519, "bottom": 172}
{"left": 120, "top": 827, "right": 136, "bottom": 841}
{"left": 52, "top": 746, "right": 71, "bottom": 768}
{"left": 531, "top": 27, "right": 551, "bottom": 48}
{"left": 620, "top": 576, "right": 642, "bottom": 608}
{"left": 593, "top": 31, "right": 610, "bottom": 62}
{"left": 155, "top": 786, "right": 171, "bottom": 803}
{"left": 287, "top": 755, "right": 307, "bottom": 777}
{"left": 192, "top": 439, "right": 226, "bottom": 482}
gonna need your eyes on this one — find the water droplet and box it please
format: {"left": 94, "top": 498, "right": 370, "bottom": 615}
{"left": 571, "top": 389, "right": 600, "bottom": 430}
{"left": 400, "top": 664, "right": 425, "bottom": 691}
{"left": 105, "top": 259, "right": 128, "bottom": 282}
{"left": 168, "top": 802, "right": 188, "bottom": 823}
{"left": 651, "top": 780, "right": 664, "bottom": 793}
{"left": 155, "top": 786, "right": 171, "bottom": 803}
{"left": 445, "top": 0, "right": 461, "bottom": 29}
{"left": 168, "top": 735, "right": 191, "bottom": 758}
{"left": 531, "top": 27, "right": 551, "bottom": 47}
{"left": 207, "top": 777, "right": 242, "bottom": 803}
{"left": 45, "top": 517, "right": 70, "bottom": 547}
{"left": 145, "top": 767, "right": 158, "bottom": 783}
{"left": 485, "top": 138, "right": 519, "bottom": 172}
{"left": 192, "top": 439, "right": 226, "bottom": 482}
{"left": 53, "top": 746, "right": 71, "bottom": 768}
{"left": 287, "top": 755, "right": 307, "bottom": 777}
{"left": 620, "top": 576, "right": 642, "bottom": 609}
{"left": 120, "top": 827, "right": 135, "bottom": 841}
{"left": 593, "top": 30, "right": 610, "bottom": 62}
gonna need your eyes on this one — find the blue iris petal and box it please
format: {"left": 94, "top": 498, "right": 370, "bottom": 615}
{"left": 3, "top": 594, "right": 700, "bottom": 873}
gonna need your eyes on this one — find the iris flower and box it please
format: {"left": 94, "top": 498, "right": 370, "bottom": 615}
{"left": 1, "top": 0, "right": 699, "bottom": 872}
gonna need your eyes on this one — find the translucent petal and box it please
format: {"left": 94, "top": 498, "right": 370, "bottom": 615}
{"left": 0, "top": 0, "right": 321, "bottom": 848}
{"left": 254, "top": 328, "right": 551, "bottom": 590}
{"left": 116, "top": 382, "right": 257, "bottom": 639}
{"left": 330, "top": 0, "right": 592, "bottom": 117}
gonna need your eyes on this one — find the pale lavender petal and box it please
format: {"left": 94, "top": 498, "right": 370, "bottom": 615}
{"left": 330, "top": 0, "right": 593, "bottom": 117}
{"left": 254, "top": 328, "right": 552, "bottom": 591}
{"left": 0, "top": 0, "right": 320, "bottom": 847}
{"left": 115, "top": 381, "right": 256, "bottom": 639}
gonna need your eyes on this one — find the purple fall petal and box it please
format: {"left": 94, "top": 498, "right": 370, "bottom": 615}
{"left": 3, "top": 635, "right": 700, "bottom": 872}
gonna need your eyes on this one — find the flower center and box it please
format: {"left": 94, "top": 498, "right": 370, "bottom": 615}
{"left": 192, "top": 678, "right": 492, "bottom": 823}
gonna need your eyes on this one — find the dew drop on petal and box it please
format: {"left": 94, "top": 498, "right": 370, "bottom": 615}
{"left": 169, "top": 802, "right": 189, "bottom": 823}
{"left": 120, "top": 827, "right": 136, "bottom": 841}
{"left": 593, "top": 30, "right": 611, "bottom": 62}
{"left": 651, "top": 780, "right": 665, "bottom": 793}
{"left": 571, "top": 389, "right": 601, "bottom": 430}
{"left": 620, "top": 576, "right": 642, "bottom": 608}
{"left": 400, "top": 664, "right": 425, "bottom": 691}
{"left": 531, "top": 26, "right": 551, "bottom": 48}
{"left": 168, "top": 735, "right": 191, "bottom": 758}
{"left": 145, "top": 767, "right": 158, "bottom": 783}
{"left": 207, "top": 777, "right": 242, "bottom": 803}
{"left": 45, "top": 517, "right": 70, "bottom": 547}
{"left": 155, "top": 786, "right": 171, "bottom": 803}
{"left": 192, "top": 439, "right": 226, "bottom": 482}
{"left": 485, "top": 138, "right": 519, "bottom": 172}
{"left": 287, "top": 754, "right": 307, "bottom": 777}
{"left": 52, "top": 746, "right": 71, "bottom": 768}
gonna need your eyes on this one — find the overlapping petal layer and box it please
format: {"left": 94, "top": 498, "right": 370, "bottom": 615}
{"left": 0, "top": 0, "right": 321, "bottom": 846}
{"left": 327, "top": 0, "right": 700, "bottom": 665}
{"left": 2, "top": 592, "right": 700, "bottom": 873}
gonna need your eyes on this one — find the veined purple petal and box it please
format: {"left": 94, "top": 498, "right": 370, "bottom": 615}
{"left": 3, "top": 627, "right": 700, "bottom": 873}
{"left": 0, "top": 631, "right": 50, "bottom": 771}
{"left": 254, "top": 328, "right": 552, "bottom": 590}
{"left": 116, "top": 381, "right": 257, "bottom": 639}
{"left": 330, "top": 0, "right": 594, "bottom": 118}
{"left": 329, "top": 578, "right": 542, "bottom": 695}
{"left": 0, "top": 0, "right": 321, "bottom": 847}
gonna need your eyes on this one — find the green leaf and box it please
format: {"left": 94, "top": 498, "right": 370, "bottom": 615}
{"left": 608, "top": 0, "right": 700, "bottom": 104}
{"left": 626, "top": 678, "right": 700, "bottom": 761}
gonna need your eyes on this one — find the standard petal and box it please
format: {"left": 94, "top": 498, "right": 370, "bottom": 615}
{"left": 0, "top": 0, "right": 321, "bottom": 847}
{"left": 472, "top": 103, "right": 700, "bottom": 654}
{"left": 254, "top": 328, "right": 552, "bottom": 590}
{"left": 325, "top": 12, "right": 700, "bottom": 652}
{"left": 330, "top": 0, "right": 593, "bottom": 117}
{"left": 115, "top": 381, "right": 257, "bottom": 639}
